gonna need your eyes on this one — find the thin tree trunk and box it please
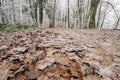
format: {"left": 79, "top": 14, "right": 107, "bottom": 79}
{"left": 0, "top": 2, "right": 9, "bottom": 24}
{"left": 20, "top": 0, "right": 23, "bottom": 24}
{"left": 114, "top": 17, "right": 120, "bottom": 30}
{"left": 78, "top": 0, "right": 82, "bottom": 29}
{"left": 37, "top": 4, "right": 40, "bottom": 27}
{"left": 39, "top": 0, "right": 44, "bottom": 27}
{"left": 100, "top": 3, "right": 109, "bottom": 29}
{"left": 97, "top": 0, "right": 103, "bottom": 28}
{"left": 67, "top": 0, "right": 70, "bottom": 28}
{"left": 53, "top": 0, "right": 56, "bottom": 28}
{"left": 84, "top": 0, "right": 90, "bottom": 29}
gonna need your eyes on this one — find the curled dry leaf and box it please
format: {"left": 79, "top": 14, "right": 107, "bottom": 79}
{"left": 37, "top": 59, "right": 53, "bottom": 70}
{"left": 53, "top": 52, "right": 70, "bottom": 66}
{"left": 12, "top": 47, "right": 28, "bottom": 53}
{"left": 0, "top": 45, "right": 8, "bottom": 51}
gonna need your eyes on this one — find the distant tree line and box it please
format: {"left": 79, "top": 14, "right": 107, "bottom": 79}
{"left": 0, "top": 0, "right": 119, "bottom": 29}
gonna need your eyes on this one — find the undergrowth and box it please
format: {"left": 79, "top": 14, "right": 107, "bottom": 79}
{"left": 0, "top": 24, "right": 37, "bottom": 35}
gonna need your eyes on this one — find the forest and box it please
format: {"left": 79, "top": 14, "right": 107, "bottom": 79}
{"left": 0, "top": 0, "right": 120, "bottom": 80}
{"left": 0, "top": 0, "right": 120, "bottom": 30}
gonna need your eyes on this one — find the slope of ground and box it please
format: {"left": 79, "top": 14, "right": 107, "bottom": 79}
{"left": 0, "top": 28, "right": 120, "bottom": 80}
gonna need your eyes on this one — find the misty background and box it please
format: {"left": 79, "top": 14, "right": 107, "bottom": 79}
{"left": 0, "top": 0, "right": 120, "bottom": 29}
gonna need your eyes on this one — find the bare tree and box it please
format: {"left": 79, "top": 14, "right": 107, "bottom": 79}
{"left": 100, "top": 2, "right": 109, "bottom": 29}
{"left": 67, "top": 0, "right": 70, "bottom": 28}
{"left": 77, "top": 0, "right": 83, "bottom": 29}
{"left": 98, "top": 1, "right": 119, "bottom": 29}
{"left": 0, "top": 0, "right": 9, "bottom": 24}
{"left": 33, "top": 0, "right": 47, "bottom": 27}
{"left": 46, "top": 0, "right": 59, "bottom": 28}
{"left": 114, "top": 16, "right": 120, "bottom": 29}
{"left": 97, "top": 0, "right": 103, "bottom": 28}
{"left": 89, "top": 0, "right": 100, "bottom": 28}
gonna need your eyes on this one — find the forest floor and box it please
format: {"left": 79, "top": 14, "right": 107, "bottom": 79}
{"left": 0, "top": 28, "right": 120, "bottom": 80}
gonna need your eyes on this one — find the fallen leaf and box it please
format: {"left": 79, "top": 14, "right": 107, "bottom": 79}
{"left": 37, "top": 75, "right": 49, "bottom": 80}
{"left": 0, "top": 45, "right": 8, "bottom": 51}
{"left": 70, "top": 68, "right": 81, "bottom": 78}
{"left": 12, "top": 47, "right": 28, "bottom": 53}
{"left": 53, "top": 52, "right": 70, "bottom": 66}
{"left": 37, "top": 59, "right": 53, "bottom": 70}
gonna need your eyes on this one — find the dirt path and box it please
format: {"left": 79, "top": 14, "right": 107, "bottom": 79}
{"left": 0, "top": 28, "right": 120, "bottom": 80}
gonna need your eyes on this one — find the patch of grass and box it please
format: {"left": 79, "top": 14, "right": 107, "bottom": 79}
{"left": 0, "top": 24, "right": 37, "bottom": 33}
{"left": 0, "top": 24, "right": 7, "bottom": 32}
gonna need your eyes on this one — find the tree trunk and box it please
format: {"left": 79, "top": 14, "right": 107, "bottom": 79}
{"left": 53, "top": 0, "right": 56, "bottom": 28}
{"left": 114, "top": 17, "right": 120, "bottom": 30}
{"left": 78, "top": 0, "right": 83, "bottom": 29}
{"left": 67, "top": 0, "right": 70, "bottom": 28}
{"left": 97, "top": 0, "right": 103, "bottom": 28}
{"left": 49, "top": 19, "right": 54, "bottom": 28}
{"left": 100, "top": 3, "right": 109, "bottom": 29}
{"left": 0, "top": 2, "right": 9, "bottom": 24}
{"left": 34, "top": 0, "right": 44, "bottom": 27}
{"left": 89, "top": 0, "right": 100, "bottom": 29}
{"left": 39, "top": 0, "right": 44, "bottom": 27}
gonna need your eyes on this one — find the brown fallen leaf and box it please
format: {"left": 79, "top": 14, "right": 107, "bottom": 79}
{"left": 25, "top": 65, "right": 42, "bottom": 80}
{"left": 0, "top": 53, "right": 11, "bottom": 60}
{"left": 70, "top": 68, "right": 81, "bottom": 78}
{"left": 53, "top": 52, "right": 70, "bottom": 66}
{"left": 8, "top": 55, "right": 24, "bottom": 62}
{"left": 82, "top": 75, "right": 99, "bottom": 80}
{"left": 36, "top": 50, "right": 55, "bottom": 70}
{"left": 46, "top": 50, "right": 55, "bottom": 63}
{"left": 0, "top": 69, "right": 9, "bottom": 80}
{"left": 12, "top": 46, "right": 28, "bottom": 53}
{"left": 13, "top": 64, "right": 27, "bottom": 76}
{"left": 46, "top": 72, "right": 54, "bottom": 77}
{"left": 37, "top": 60, "right": 49, "bottom": 70}
{"left": 37, "top": 75, "right": 49, "bottom": 80}
{"left": 53, "top": 64, "right": 62, "bottom": 79}
{"left": 102, "top": 77, "right": 112, "bottom": 80}
{"left": 36, "top": 59, "right": 54, "bottom": 70}
{"left": 0, "top": 62, "right": 10, "bottom": 80}
{"left": 0, "top": 45, "right": 8, "bottom": 51}
{"left": 61, "top": 71, "right": 71, "bottom": 79}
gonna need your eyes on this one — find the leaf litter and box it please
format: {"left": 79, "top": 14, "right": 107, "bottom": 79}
{"left": 0, "top": 28, "right": 120, "bottom": 80}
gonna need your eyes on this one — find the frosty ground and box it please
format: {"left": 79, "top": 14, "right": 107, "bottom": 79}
{"left": 0, "top": 28, "right": 120, "bottom": 80}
